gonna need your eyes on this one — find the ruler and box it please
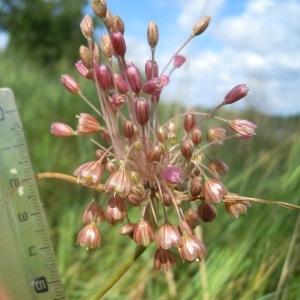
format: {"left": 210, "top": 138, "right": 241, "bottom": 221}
{"left": 0, "top": 88, "right": 66, "bottom": 300}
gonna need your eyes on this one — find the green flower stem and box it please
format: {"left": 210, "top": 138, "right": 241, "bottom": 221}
{"left": 89, "top": 245, "right": 147, "bottom": 300}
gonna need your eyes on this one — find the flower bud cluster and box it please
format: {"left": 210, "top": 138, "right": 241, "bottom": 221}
{"left": 53, "top": 3, "right": 256, "bottom": 270}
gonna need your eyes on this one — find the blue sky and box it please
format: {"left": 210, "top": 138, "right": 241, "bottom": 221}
{"left": 97, "top": 0, "right": 300, "bottom": 116}
{"left": 1, "top": 0, "right": 299, "bottom": 116}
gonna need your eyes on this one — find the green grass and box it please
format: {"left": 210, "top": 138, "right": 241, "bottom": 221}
{"left": 1, "top": 51, "right": 300, "bottom": 299}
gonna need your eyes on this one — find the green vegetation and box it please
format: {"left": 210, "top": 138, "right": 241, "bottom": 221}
{"left": 1, "top": 51, "right": 300, "bottom": 299}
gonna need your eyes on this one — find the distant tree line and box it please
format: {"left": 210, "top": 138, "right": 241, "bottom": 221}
{"left": 0, "top": 0, "right": 94, "bottom": 66}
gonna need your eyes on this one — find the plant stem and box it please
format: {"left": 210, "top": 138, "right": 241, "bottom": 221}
{"left": 89, "top": 245, "right": 147, "bottom": 300}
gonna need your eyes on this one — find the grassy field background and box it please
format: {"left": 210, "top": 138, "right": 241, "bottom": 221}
{"left": 1, "top": 51, "right": 300, "bottom": 299}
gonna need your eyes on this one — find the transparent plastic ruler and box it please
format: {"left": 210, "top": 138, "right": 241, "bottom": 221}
{"left": 0, "top": 88, "right": 66, "bottom": 300}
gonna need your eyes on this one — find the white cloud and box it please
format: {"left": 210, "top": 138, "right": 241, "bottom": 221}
{"left": 94, "top": 0, "right": 300, "bottom": 116}
{"left": 160, "top": 0, "right": 300, "bottom": 116}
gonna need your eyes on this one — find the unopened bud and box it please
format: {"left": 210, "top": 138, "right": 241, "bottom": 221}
{"left": 192, "top": 16, "right": 211, "bottom": 36}
{"left": 181, "top": 139, "right": 194, "bottom": 158}
{"left": 145, "top": 60, "right": 159, "bottom": 80}
{"left": 184, "top": 113, "right": 196, "bottom": 132}
{"left": 114, "top": 73, "right": 128, "bottom": 94}
{"left": 80, "top": 15, "right": 93, "bottom": 39}
{"left": 135, "top": 97, "right": 150, "bottom": 126}
{"left": 91, "top": 42, "right": 100, "bottom": 62}
{"left": 126, "top": 63, "right": 142, "bottom": 93}
{"left": 191, "top": 126, "right": 202, "bottom": 145}
{"left": 51, "top": 122, "right": 75, "bottom": 137}
{"left": 147, "top": 145, "right": 162, "bottom": 162}
{"left": 96, "top": 64, "right": 113, "bottom": 90}
{"left": 111, "top": 31, "right": 126, "bottom": 57}
{"left": 156, "top": 126, "right": 168, "bottom": 143}
{"left": 92, "top": 0, "right": 107, "bottom": 19}
{"left": 110, "top": 15, "right": 125, "bottom": 34}
{"left": 79, "top": 45, "right": 93, "bottom": 69}
{"left": 61, "top": 74, "right": 81, "bottom": 95}
{"left": 190, "top": 177, "right": 202, "bottom": 197}
{"left": 100, "top": 34, "right": 114, "bottom": 58}
{"left": 123, "top": 120, "right": 136, "bottom": 139}
{"left": 224, "top": 84, "right": 249, "bottom": 105}
{"left": 147, "top": 21, "right": 159, "bottom": 48}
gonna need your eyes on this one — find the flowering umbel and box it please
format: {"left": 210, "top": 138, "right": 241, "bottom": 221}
{"left": 52, "top": 2, "right": 258, "bottom": 270}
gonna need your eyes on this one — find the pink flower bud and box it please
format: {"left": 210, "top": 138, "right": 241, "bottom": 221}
{"left": 51, "top": 122, "right": 75, "bottom": 137}
{"left": 145, "top": 60, "right": 159, "bottom": 80}
{"left": 228, "top": 119, "right": 257, "bottom": 139}
{"left": 126, "top": 62, "right": 142, "bottom": 93}
{"left": 161, "top": 166, "right": 182, "bottom": 184}
{"left": 114, "top": 73, "right": 128, "bottom": 94}
{"left": 135, "top": 97, "right": 150, "bottom": 126}
{"left": 95, "top": 64, "right": 113, "bottom": 90}
{"left": 142, "top": 76, "right": 170, "bottom": 96}
{"left": 174, "top": 55, "right": 186, "bottom": 68}
{"left": 111, "top": 31, "right": 126, "bottom": 56}
{"left": 224, "top": 84, "right": 249, "bottom": 105}
{"left": 61, "top": 74, "right": 81, "bottom": 94}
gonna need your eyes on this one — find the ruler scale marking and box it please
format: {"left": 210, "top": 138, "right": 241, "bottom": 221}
{"left": 0, "top": 88, "right": 66, "bottom": 299}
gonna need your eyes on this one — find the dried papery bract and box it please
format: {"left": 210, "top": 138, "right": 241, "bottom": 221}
{"left": 92, "top": 0, "right": 107, "bottom": 19}
{"left": 80, "top": 15, "right": 93, "bottom": 39}
{"left": 225, "top": 194, "right": 251, "bottom": 218}
{"left": 147, "top": 21, "right": 159, "bottom": 49}
{"left": 192, "top": 16, "right": 211, "bottom": 36}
